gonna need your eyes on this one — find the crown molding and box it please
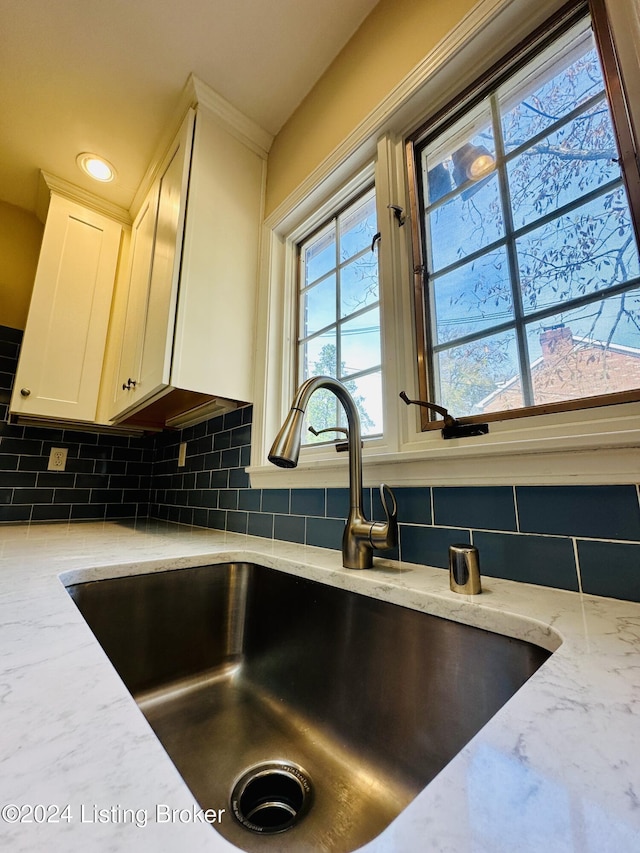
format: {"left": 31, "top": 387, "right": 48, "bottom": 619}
{"left": 36, "top": 172, "right": 131, "bottom": 225}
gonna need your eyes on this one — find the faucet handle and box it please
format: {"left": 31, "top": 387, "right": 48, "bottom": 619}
{"left": 369, "top": 484, "right": 398, "bottom": 550}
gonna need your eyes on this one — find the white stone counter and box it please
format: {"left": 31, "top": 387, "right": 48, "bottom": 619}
{"left": 1, "top": 519, "right": 639, "bottom": 852}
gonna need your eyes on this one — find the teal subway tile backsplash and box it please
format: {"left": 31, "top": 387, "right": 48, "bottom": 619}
{"left": 577, "top": 539, "right": 640, "bottom": 601}
{"left": 433, "top": 486, "right": 517, "bottom": 532}
{"left": 3, "top": 324, "right": 640, "bottom": 603}
{"left": 516, "top": 485, "right": 640, "bottom": 541}
{"left": 148, "top": 405, "right": 640, "bottom": 601}
{"left": 473, "top": 531, "right": 579, "bottom": 592}
{"left": 400, "top": 525, "right": 471, "bottom": 569}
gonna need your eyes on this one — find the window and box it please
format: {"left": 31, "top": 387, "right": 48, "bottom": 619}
{"left": 408, "top": 1, "right": 640, "bottom": 427}
{"left": 297, "top": 186, "right": 383, "bottom": 442}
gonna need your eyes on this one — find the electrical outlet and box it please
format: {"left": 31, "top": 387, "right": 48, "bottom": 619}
{"left": 48, "top": 447, "right": 68, "bottom": 471}
{"left": 178, "top": 442, "right": 187, "bottom": 467}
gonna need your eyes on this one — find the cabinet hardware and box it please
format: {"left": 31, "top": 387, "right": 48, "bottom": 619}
{"left": 20, "top": 388, "right": 31, "bottom": 397}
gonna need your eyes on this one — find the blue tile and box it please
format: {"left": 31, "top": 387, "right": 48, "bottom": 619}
{"left": 433, "top": 486, "right": 516, "bottom": 531}
{"left": 230, "top": 424, "right": 251, "bottom": 448}
{"left": 218, "top": 489, "right": 238, "bottom": 510}
{"left": 578, "top": 540, "right": 640, "bottom": 602}
{"left": 238, "top": 489, "right": 261, "bottom": 512}
{"left": 54, "top": 489, "right": 90, "bottom": 504}
{"left": 473, "top": 531, "right": 578, "bottom": 591}
{"left": 248, "top": 513, "right": 274, "bottom": 538}
{"left": 213, "top": 431, "right": 232, "bottom": 451}
{"left": 400, "top": 525, "right": 470, "bottom": 568}
{"left": 192, "top": 508, "right": 209, "bottom": 528}
{"left": 196, "top": 471, "right": 211, "bottom": 489}
{"left": 221, "top": 447, "right": 240, "bottom": 470}
{"left": 13, "top": 488, "right": 53, "bottom": 504}
{"left": 391, "top": 487, "right": 431, "bottom": 525}
{"left": 32, "top": 504, "right": 71, "bottom": 521}
{"left": 327, "top": 487, "right": 372, "bottom": 520}
{"left": 274, "top": 514, "right": 305, "bottom": 544}
{"left": 262, "top": 489, "right": 290, "bottom": 514}
{"left": 291, "top": 488, "right": 325, "bottom": 517}
{"left": 207, "top": 509, "right": 226, "bottom": 529}
{"left": 229, "top": 467, "right": 250, "bottom": 488}
{"left": 224, "top": 408, "right": 244, "bottom": 430}
{"left": 0, "top": 505, "right": 30, "bottom": 522}
{"left": 206, "top": 414, "right": 224, "bottom": 435}
{"left": 516, "top": 486, "right": 640, "bottom": 541}
{"left": 306, "top": 517, "right": 344, "bottom": 550}
{"left": 327, "top": 488, "right": 349, "bottom": 519}
{"left": 200, "top": 490, "right": 219, "bottom": 509}
{"left": 71, "top": 504, "right": 106, "bottom": 520}
{"left": 226, "top": 510, "right": 248, "bottom": 534}
{"left": 210, "top": 469, "right": 229, "bottom": 488}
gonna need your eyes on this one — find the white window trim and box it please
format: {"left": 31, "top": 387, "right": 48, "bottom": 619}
{"left": 249, "top": 0, "right": 640, "bottom": 489}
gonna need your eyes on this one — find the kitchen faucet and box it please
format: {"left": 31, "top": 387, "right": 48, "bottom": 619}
{"left": 268, "top": 376, "right": 397, "bottom": 569}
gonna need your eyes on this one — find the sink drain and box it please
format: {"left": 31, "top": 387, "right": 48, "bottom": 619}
{"left": 230, "top": 760, "right": 313, "bottom": 834}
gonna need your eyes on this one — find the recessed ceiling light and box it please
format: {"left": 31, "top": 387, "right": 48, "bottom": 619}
{"left": 76, "top": 153, "right": 116, "bottom": 182}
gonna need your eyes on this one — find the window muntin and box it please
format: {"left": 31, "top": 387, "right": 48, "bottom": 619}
{"left": 297, "top": 187, "right": 383, "bottom": 442}
{"left": 412, "top": 9, "right": 640, "bottom": 421}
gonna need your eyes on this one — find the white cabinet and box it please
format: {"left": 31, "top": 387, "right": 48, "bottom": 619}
{"left": 110, "top": 110, "right": 193, "bottom": 419}
{"left": 110, "top": 90, "right": 267, "bottom": 429}
{"left": 10, "top": 189, "right": 124, "bottom": 423}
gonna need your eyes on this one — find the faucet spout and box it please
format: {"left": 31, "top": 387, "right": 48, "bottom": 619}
{"left": 268, "top": 376, "right": 397, "bottom": 569}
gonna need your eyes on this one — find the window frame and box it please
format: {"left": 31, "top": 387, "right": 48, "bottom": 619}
{"left": 406, "top": 0, "right": 640, "bottom": 432}
{"left": 295, "top": 182, "right": 384, "bottom": 445}
{"left": 248, "top": 0, "right": 640, "bottom": 490}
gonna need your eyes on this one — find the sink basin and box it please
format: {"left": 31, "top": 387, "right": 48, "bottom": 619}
{"left": 66, "top": 562, "right": 551, "bottom": 852}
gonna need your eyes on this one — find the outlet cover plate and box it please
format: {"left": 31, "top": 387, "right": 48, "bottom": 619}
{"left": 48, "top": 447, "right": 68, "bottom": 471}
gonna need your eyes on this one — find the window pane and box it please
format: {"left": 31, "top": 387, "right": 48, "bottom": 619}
{"left": 339, "top": 192, "right": 377, "bottom": 261}
{"left": 500, "top": 32, "right": 604, "bottom": 153}
{"left": 517, "top": 187, "right": 640, "bottom": 314}
{"left": 432, "top": 248, "right": 513, "bottom": 343}
{"left": 340, "top": 253, "right": 379, "bottom": 318}
{"left": 507, "top": 100, "right": 620, "bottom": 229}
{"left": 301, "top": 274, "right": 336, "bottom": 337}
{"left": 303, "top": 389, "right": 340, "bottom": 440}
{"left": 300, "top": 330, "right": 336, "bottom": 381}
{"left": 340, "top": 307, "right": 381, "bottom": 377}
{"left": 343, "top": 371, "right": 383, "bottom": 436}
{"left": 412, "top": 9, "right": 640, "bottom": 422}
{"left": 436, "top": 329, "right": 521, "bottom": 415}
{"left": 525, "top": 289, "right": 640, "bottom": 404}
{"left": 428, "top": 174, "right": 503, "bottom": 272}
{"left": 303, "top": 225, "right": 335, "bottom": 286}
{"left": 298, "top": 185, "right": 383, "bottom": 443}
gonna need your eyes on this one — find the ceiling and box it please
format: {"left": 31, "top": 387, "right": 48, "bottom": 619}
{"left": 0, "top": 0, "right": 379, "bottom": 216}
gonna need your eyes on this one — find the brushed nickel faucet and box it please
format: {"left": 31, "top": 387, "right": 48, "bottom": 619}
{"left": 268, "top": 375, "right": 397, "bottom": 569}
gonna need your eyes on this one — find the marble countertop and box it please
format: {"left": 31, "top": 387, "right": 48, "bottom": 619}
{"left": 1, "top": 519, "right": 639, "bottom": 852}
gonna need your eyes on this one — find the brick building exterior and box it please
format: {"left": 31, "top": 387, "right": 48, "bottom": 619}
{"left": 481, "top": 324, "right": 640, "bottom": 412}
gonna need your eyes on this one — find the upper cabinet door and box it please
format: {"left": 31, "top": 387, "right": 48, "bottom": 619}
{"left": 110, "top": 184, "right": 159, "bottom": 417}
{"left": 11, "top": 194, "right": 122, "bottom": 422}
{"left": 134, "top": 110, "right": 195, "bottom": 408}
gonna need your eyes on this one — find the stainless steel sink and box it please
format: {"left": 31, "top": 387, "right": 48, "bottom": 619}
{"left": 66, "top": 562, "right": 551, "bottom": 852}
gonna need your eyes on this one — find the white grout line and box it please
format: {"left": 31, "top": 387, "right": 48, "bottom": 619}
{"left": 512, "top": 485, "right": 520, "bottom": 532}
{"left": 572, "top": 537, "right": 584, "bottom": 594}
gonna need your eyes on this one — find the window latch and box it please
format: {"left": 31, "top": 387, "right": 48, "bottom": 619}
{"left": 387, "top": 204, "right": 406, "bottom": 226}
{"left": 399, "top": 391, "right": 489, "bottom": 439}
{"left": 309, "top": 424, "right": 363, "bottom": 452}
